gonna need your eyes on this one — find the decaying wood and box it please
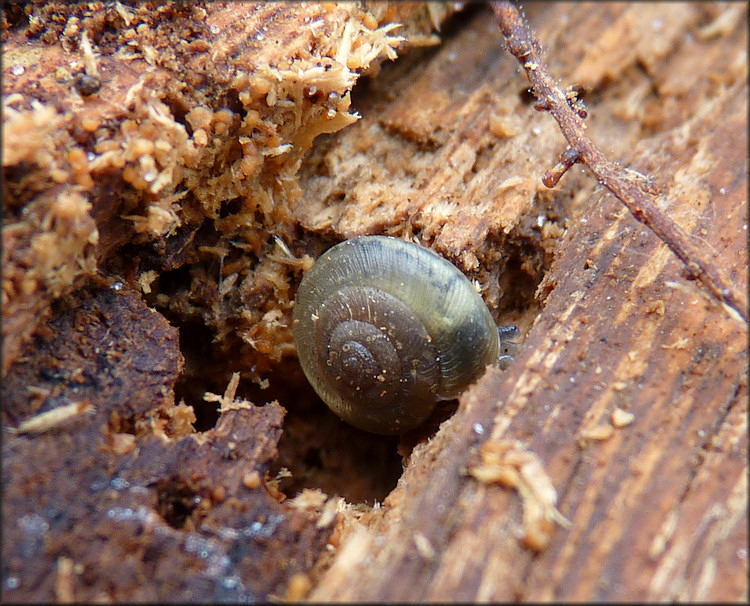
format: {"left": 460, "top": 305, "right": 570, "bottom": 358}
{"left": 1, "top": 1, "right": 449, "bottom": 380}
{"left": 2, "top": 1, "right": 747, "bottom": 603}
{"left": 492, "top": 0, "right": 748, "bottom": 323}
{"left": 0, "top": 281, "right": 334, "bottom": 601}
{"left": 2, "top": 2, "right": 449, "bottom": 601}
{"left": 303, "top": 3, "right": 748, "bottom": 601}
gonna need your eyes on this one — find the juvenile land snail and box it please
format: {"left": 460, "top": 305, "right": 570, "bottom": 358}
{"left": 292, "top": 235, "right": 518, "bottom": 435}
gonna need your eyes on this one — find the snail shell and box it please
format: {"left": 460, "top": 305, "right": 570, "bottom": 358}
{"left": 292, "top": 235, "right": 504, "bottom": 435}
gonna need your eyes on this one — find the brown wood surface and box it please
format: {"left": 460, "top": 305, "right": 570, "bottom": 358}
{"left": 303, "top": 2, "right": 748, "bottom": 601}
{"left": 2, "top": 2, "right": 445, "bottom": 601}
{"left": 2, "top": 1, "right": 747, "bottom": 602}
{"left": 2, "top": 1, "right": 449, "bottom": 379}
{"left": 2, "top": 280, "right": 333, "bottom": 601}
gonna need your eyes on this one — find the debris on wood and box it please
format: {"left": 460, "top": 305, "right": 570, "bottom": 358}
{"left": 468, "top": 439, "right": 570, "bottom": 552}
{"left": 8, "top": 401, "right": 94, "bottom": 435}
{"left": 611, "top": 407, "right": 635, "bottom": 429}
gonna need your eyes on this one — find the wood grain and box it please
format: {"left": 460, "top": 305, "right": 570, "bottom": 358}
{"left": 2, "top": 2, "right": 746, "bottom": 602}
{"left": 308, "top": 3, "right": 748, "bottom": 601}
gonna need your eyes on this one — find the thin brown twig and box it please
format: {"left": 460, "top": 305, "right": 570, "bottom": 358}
{"left": 491, "top": 1, "right": 747, "bottom": 323}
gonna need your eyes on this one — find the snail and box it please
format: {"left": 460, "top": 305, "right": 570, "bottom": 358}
{"left": 292, "top": 235, "right": 518, "bottom": 435}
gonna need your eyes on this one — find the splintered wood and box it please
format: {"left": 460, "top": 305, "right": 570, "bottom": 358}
{"left": 2, "top": 2, "right": 450, "bottom": 383}
{"left": 203, "top": 371, "right": 252, "bottom": 413}
{"left": 3, "top": 2, "right": 747, "bottom": 603}
{"left": 469, "top": 439, "right": 570, "bottom": 552}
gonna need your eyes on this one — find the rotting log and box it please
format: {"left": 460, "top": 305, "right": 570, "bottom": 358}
{"left": 2, "top": 2, "right": 748, "bottom": 602}
{"left": 2, "top": 1, "right": 449, "bottom": 379}
{"left": 2, "top": 2, "right": 448, "bottom": 601}
{"left": 2, "top": 281, "right": 331, "bottom": 601}
{"left": 307, "top": 3, "right": 748, "bottom": 601}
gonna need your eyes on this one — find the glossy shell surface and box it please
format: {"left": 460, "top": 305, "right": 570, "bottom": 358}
{"left": 293, "top": 236, "right": 500, "bottom": 434}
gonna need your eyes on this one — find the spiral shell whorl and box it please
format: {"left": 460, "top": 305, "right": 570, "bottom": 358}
{"left": 293, "top": 236, "right": 500, "bottom": 434}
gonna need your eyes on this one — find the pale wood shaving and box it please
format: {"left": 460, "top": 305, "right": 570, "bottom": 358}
{"left": 204, "top": 372, "right": 255, "bottom": 413}
{"left": 468, "top": 439, "right": 570, "bottom": 551}
{"left": 611, "top": 407, "right": 636, "bottom": 428}
{"left": 9, "top": 401, "right": 94, "bottom": 435}
{"left": 80, "top": 30, "right": 99, "bottom": 78}
{"left": 577, "top": 424, "right": 615, "bottom": 446}
{"left": 413, "top": 532, "right": 436, "bottom": 560}
{"left": 55, "top": 556, "right": 76, "bottom": 603}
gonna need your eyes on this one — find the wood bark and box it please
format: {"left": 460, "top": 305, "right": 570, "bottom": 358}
{"left": 2, "top": 2, "right": 747, "bottom": 602}
{"left": 304, "top": 2, "right": 749, "bottom": 601}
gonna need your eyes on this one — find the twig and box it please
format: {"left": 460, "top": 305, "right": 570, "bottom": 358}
{"left": 491, "top": 1, "right": 747, "bottom": 323}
